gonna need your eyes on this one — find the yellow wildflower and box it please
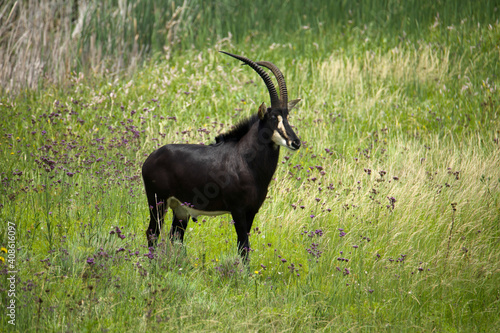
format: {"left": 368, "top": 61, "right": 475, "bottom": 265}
{"left": 1, "top": 247, "right": 7, "bottom": 253}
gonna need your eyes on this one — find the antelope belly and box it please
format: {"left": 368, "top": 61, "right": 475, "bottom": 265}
{"left": 167, "top": 197, "right": 230, "bottom": 219}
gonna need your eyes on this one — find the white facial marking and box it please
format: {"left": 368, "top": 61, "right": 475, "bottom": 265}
{"left": 278, "top": 116, "right": 286, "bottom": 133}
{"left": 271, "top": 130, "right": 288, "bottom": 147}
{"left": 271, "top": 115, "right": 292, "bottom": 148}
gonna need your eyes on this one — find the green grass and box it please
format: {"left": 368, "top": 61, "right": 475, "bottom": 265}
{"left": 1, "top": 1, "right": 500, "bottom": 332}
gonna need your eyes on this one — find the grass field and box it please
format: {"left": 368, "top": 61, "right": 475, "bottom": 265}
{"left": 1, "top": 1, "right": 500, "bottom": 332}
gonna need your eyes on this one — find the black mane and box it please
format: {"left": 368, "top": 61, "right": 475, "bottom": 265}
{"left": 213, "top": 114, "right": 260, "bottom": 144}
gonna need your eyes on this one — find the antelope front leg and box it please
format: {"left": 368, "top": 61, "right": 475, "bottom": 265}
{"left": 232, "top": 210, "right": 256, "bottom": 262}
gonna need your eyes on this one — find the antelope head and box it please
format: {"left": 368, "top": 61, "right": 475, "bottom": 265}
{"left": 220, "top": 51, "right": 301, "bottom": 151}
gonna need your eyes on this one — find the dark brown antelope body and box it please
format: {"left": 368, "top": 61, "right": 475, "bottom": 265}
{"left": 142, "top": 51, "right": 301, "bottom": 259}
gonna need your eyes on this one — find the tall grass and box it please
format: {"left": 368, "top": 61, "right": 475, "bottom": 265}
{"left": 1, "top": 0, "right": 498, "bottom": 93}
{"left": 1, "top": 1, "right": 500, "bottom": 332}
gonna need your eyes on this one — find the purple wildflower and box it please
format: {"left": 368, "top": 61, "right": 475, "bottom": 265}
{"left": 144, "top": 251, "right": 155, "bottom": 260}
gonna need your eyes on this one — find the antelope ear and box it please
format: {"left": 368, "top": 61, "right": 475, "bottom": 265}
{"left": 258, "top": 102, "right": 267, "bottom": 120}
{"left": 287, "top": 98, "right": 301, "bottom": 110}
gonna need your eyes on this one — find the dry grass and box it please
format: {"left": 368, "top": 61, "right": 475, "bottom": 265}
{"left": 0, "top": 0, "right": 74, "bottom": 91}
{"left": 0, "top": 0, "right": 188, "bottom": 94}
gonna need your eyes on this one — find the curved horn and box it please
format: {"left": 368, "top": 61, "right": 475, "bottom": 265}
{"left": 255, "top": 61, "right": 288, "bottom": 109}
{"left": 219, "top": 51, "right": 280, "bottom": 108}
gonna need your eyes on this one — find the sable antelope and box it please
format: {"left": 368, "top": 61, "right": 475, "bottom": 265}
{"left": 142, "top": 51, "right": 301, "bottom": 259}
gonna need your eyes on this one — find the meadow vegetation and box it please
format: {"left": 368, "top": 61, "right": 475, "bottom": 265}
{"left": 1, "top": 0, "right": 499, "bottom": 331}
